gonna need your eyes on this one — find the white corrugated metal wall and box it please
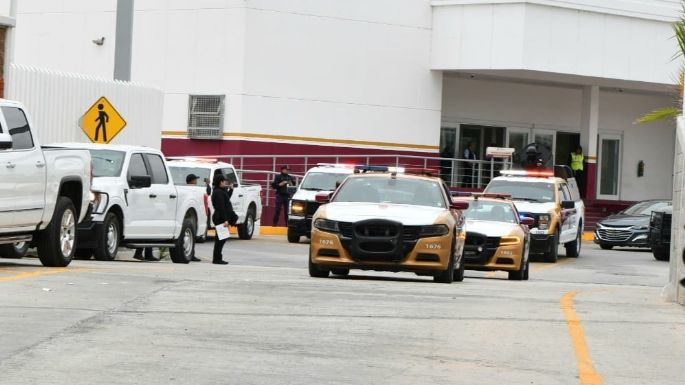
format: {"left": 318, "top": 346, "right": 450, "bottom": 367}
{"left": 5, "top": 64, "right": 163, "bottom": 148}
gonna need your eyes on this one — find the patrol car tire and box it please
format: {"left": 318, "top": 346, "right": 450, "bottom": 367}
{"left": 331, "top": 268, "right": 349, "bottom": 276}
{"left": 544, "top": 230, "right": 559, "bottom": 263}
{"left": 600, "top": 244, "right": 613, "bottom": 250}
{"left": 434, "top": 243, "right": 455, "bottom": 284}
{"left": 287, "top": 229, "right": 300, "bottom": 243}
{"left": 565, "top": 227, "right": 581, "bottom": 258}
{"left": 509, "top": 257, "right": 528, "bottom": 281}
{"left": 308, "top": 249, "right": 329, "bottom": 278}
{"left": 452, "top": 238, "right": 465, "bottom": 282}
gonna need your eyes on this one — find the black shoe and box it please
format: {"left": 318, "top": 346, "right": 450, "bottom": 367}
{"left": 213, "top": 260, "right": 229, "bottom": 265}
{"left": 191, "top": 256, "right": 201, "bottom": 262}
{"left": 133, "top": 251, "right": 144, "bottom": 260}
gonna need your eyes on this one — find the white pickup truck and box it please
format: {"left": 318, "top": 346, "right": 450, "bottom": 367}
{"left": 58, "top": 144, "right": 207, "bottom": 263}
{"left": 0, "top": 100, "right": 91, "bottom": 267}
{"left": 167, "top": 159, "right": 262, "bottom": 240}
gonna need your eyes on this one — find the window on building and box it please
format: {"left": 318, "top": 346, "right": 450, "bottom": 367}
{"left": 187, "top": 95, "right": 225, "bottom": 139}
{"left": 2, "top": 107, "right": 34, "bottom": 150}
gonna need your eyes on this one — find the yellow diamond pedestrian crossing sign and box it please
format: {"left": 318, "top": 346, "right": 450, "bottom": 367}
{"left": 79, "top": 97, "right": 127, "bottom": 144}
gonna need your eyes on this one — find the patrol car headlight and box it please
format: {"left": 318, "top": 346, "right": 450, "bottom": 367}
{"left": 538, "top": 214, "right": 550, "bottom": 230}
{"left": 290, "top": 201, "right": 305, "bottom": 215}
{"left": 314, "top": 219, "right": 339, "bottom": 233}
{"left": 420, "top": 225, "right": 449, "bottom": 237}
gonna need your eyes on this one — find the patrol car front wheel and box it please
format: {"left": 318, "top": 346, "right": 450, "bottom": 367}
{"left": 434, "top": 241, "right": 456, "bottom": 284}
{"left": 308, "top": 249, "right": 329, "bottom": 278}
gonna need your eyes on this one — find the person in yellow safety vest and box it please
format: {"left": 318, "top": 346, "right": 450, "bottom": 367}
{"left": 570, "top": 146, "right": 585, "bottom": 198}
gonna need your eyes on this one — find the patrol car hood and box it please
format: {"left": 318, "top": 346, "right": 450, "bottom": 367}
{"left": 464, "top": 220, "right": 518, "bottom": 237}
{"left": 292, "top": 189, "right": 333, "bottom": 202}
{"left": 324, "top": 202, "right": 445, "bottom": 225}
{"left": 511, "top": 201, "right": 556, "bottom": 214}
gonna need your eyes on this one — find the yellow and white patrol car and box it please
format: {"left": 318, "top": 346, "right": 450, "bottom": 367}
{"left": 484, "top": 167, "right": 584, "bottom": 262}
{"left": 309, "top": 166, "right": 469, "bottom": 284}
{"left": 456, "top": 193, "right": 532, "bottom": 280}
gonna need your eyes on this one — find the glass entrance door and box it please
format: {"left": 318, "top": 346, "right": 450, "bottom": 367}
{"left": 597, "top": 134, "right": 621, "bottom": 200}
{"left": 507, "top": 128, "right": 529, "bottom": 166}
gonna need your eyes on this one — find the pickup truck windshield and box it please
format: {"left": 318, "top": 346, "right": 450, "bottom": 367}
{"left": 334, "top": 177, "right": 446, "bottom": 208}
{"left": 90, "top": 150, "right": 125, "bottom": 177}
{"left": 301, "top": 172, "right": 349, "bottom": 191}
{"left": 169, "top": 166, "right": 211, "bottom": 186}
{"left": 486, "top": 180, "right": 555, "bottom": 203}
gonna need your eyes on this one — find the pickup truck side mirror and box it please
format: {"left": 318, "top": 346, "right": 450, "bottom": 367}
{"left": 561, "top": 200, "right": 575, "bottom": 209}
{"left": 129, "top": 175, "right": 152, "bottom": 189}
{"left": 315, "top": 192, "right": 332, "bottom": 203}
{"left": 0, "top": 132, "right": 12, "bottom": 150}
{"left": 520, "top": 217, "right": 535, "bottom": 226}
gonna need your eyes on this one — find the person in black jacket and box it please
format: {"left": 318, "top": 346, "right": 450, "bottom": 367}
{"left": 211, "top": 174, "right": 235, "bottom": 265}
{"left": 271, "top": 165, "right": 294, "bottom": 226}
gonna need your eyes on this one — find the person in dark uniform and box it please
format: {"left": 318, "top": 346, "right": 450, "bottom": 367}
{"left": 462, "top": 142, "right": 478, "bottom": 188}
{"left": 271, "top": 165, "right": 294, "bottom": 226}
{"left": 211, "top": 174, "right": 235, "bottom": 265}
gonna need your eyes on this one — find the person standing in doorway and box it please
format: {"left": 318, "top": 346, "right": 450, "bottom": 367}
{"left": 462, "top": 142, "right": 478, "bottom": 188}
{"left": 211, "top": 174, "right": 234, "bottom": 265}
{"left": 271, "top": 165, "right": 294, "bottom": 226}
{"left": 571, "top": 146, "right": 585, "bottom": 198}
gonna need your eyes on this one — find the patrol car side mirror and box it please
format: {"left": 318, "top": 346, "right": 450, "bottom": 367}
{"left": 561, "top": 200, "right": 575, "bottom": 209}
{"left": 520, "top": 217, "right": 535, "bottom": 226}
{"left": 0, "top": 132, "right": 12, "bottom": 150}
{"left": 450, "top": 201, "right": 469, "bottom": 210}
{"left": 315, "top": 192, "right": 332, "bottom": 203}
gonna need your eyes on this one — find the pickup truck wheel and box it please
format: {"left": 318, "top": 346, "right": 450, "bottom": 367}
{"left": 36, "top": 197, "right": 76, "bottom": 267}
{"left": 94, "top": 213, "right": 120, "bottom": 261}
{"left": 238, "top": 209, "right": 255, "bottom": 240}
{"left": 0, "top": 242, "right": 29, "bottom": 259}
{"left": 287, "top": 229, "right": 300, "bottom": 243}
{"left": 170, "top": 219, "right": 195, "bottom": 264}
{"left": 544, "top": 230, "right": 559, "bottom": 263}
{"left": 565, "top": 227, "right": 582, "bottom": 258}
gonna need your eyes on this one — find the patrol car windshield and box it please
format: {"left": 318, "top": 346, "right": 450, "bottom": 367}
{"left": 168, "top": 166, "right": 211, "bottom": 186}
{"left": 485, "top": 180, "right": 555, "bottom": 203}
{"left": 463, "top": 201, "right": 517, "bottom": 223}
{"left": 622, "top": 200, "right": 671, "bottom": 215}
{"left": 300, "top": 172, "right": 349, "bottom": 191}
{"left": 90, "top": 150, "right": 125, "bottom": 177}
{"left": 334, "top": 177, "right": 446, "bottom": 208}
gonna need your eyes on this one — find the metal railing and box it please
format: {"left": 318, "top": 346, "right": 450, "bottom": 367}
{"left": 189, "top": 154, "right": 510, "bottom": 193}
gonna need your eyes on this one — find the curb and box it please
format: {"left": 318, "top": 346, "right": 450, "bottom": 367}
{"left": 582, "top": 232, "right": 594, "bottom": 241}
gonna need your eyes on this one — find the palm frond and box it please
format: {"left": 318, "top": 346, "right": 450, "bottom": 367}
{"left": 635, "top": 107, "right": 681, "bottom": 124}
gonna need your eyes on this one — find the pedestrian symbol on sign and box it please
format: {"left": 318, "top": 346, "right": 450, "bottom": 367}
{"left": 79, "top": 97, "right": 126, "bottom": 144}
{"left": 95, "top": 104, "right": 109, "bottom": 142}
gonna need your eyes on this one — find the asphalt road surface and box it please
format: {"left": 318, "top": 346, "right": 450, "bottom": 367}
{"left": 1, "top": 237, "right": 683, "bottom": 385}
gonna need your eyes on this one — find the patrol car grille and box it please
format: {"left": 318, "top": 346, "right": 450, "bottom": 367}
{"left": 338, "top": 222, "right": 422, "bottom": 241}
{"left": 596, "top": 227, "right": 632, "bottom": 242}
{"left": 464, "top": 232, "right": 501, "bottom": 264}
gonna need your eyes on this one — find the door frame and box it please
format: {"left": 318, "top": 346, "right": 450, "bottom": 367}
{"left": 596, "top": 133, "right": 622, "bottom": 200}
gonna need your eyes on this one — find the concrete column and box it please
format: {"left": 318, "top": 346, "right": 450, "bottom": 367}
{"left": 114, "top": 0, "right": 134, "bottom": 81}
{"left": 580, "top": 85, "right": 599, "bottom": 200}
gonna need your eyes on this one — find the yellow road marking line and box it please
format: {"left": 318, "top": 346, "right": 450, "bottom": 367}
{"left": 561, "top": 291, "right": 604, "bottom": 385}
{"left": 531, "top": 257, "right": 574, "bottom": 273}
{"left": 0, "top": 267, "right": 86, "bottom": 282}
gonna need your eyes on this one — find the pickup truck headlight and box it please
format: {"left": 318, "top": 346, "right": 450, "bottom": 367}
{"left": 90, "top": 191, "right": 109, "bottom": 214}
{"left": 314, "top": 219, "right": 339, "bottom": 233}
{"left": 419, "top": 224, "right": 449, "bottom": 237}
{"left": 538, "top": 214, "right": 550, "bottom": 230}
{"left": 290, "top": 201, "right": 305, "bottom": 215}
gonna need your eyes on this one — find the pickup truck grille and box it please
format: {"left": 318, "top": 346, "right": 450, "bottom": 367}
{"left": 306, "top": 202, "right": 320, "bottom": 217}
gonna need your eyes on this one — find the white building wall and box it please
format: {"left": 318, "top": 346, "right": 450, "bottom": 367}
{"left": 431, "top": 2, "right": 678, "bottom": 88}
{"left": 441, "top": 76, "right": 675, "bottom": 200}
{"left": 241, "top": 0, "right": 441, "bottom": 148}
{"left": 13, "top": 0, "right": 117, "bottom": 78}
